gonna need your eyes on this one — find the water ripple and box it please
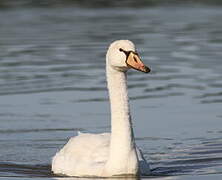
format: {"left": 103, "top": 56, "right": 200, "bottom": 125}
{"left": 0, "top": 128, "right": 84, "bottom": 134}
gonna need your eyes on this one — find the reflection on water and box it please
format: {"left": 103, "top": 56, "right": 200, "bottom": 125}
{"left": 54, "top": 177, "right": 175, "bottom": 180}
{"left": 0, "top": 4, "right": 222, "bottom": 179}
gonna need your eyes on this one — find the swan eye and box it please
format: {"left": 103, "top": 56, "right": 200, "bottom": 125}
{"left": 133, "top": 56, "right": 138, "bottom": 62}
{"left": 119, "top": 48, "right": 124, "bottom": 52}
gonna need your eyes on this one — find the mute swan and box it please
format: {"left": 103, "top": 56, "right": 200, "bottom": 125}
{"left": 52, "top": 40, "right": 151, "bottom": 177}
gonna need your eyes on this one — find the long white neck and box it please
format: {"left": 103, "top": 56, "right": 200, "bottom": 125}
{"left": 104, "top": 59, "right": 139, "bottom": 175}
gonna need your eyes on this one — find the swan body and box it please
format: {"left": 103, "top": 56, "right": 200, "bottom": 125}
{"left": 52, "top": 40, "right": 151, "bottom": 177}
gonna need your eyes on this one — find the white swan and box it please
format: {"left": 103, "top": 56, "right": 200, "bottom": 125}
{"left": 52, "top": 40, "right": 151, "bottom": 177}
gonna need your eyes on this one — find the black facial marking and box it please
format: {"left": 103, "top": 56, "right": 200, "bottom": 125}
{"left": 119, "top": 48, "right": 137, "bottom": 60}
{"left": 119, "top": 48, "right": 124, "bottom": 52}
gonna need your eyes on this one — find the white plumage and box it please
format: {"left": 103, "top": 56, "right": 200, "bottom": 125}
{"left": 52, "top": 40, "right": 151, "bottom": 177}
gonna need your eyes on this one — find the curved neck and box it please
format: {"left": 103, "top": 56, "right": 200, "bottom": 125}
{"left": 107, "top": 66, "right": 134, "bottom": 146}
{"left": 105, "top": 61, "right": 138, "bottom": 175}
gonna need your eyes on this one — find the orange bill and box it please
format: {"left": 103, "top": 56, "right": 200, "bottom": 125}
{"left": 126, "top": 52, "right": 151, "bottom": 73}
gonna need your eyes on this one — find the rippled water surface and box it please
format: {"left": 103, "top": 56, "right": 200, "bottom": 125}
{"left": 0, "top": 5, "right": 222, "bottom": 180}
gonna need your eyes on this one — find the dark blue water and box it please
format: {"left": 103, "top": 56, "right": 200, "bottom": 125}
{"left": 0, "top": 5, "right": 222, "bottom": 180}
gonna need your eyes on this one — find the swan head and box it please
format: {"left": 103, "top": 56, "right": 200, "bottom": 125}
{"left": 106, "top": 40, "right": 151, "bottom": 73}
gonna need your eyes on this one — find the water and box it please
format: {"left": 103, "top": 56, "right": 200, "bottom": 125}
{"left": 0, "top": 4, "right": 222, "bottom": 180}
